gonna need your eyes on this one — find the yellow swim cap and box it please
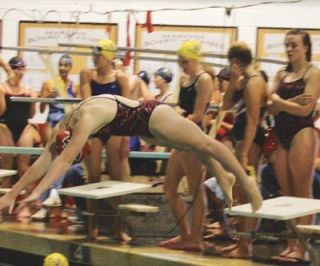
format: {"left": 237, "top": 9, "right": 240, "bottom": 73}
{"left": 43, "top": 252, "right": 69, "bottom": 266}
{"left": 95, "top": 39, "right": 117, "bottom": 60}
{"left": 177, "top": 40, "right": 202, "bottom": 61}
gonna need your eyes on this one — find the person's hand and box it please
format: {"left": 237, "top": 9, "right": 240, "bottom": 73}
{"left": 267, "top": 95, "right": 281, "bottom": 114}
{"left": 48, "top": 89, "right": 58, "bottom": 98}
{"left": 174, "top": 106, "right": 186, "bottom": 116}
{"left": 230, "top": 63, "right": 244, "bottom": 90}
{"left": 289, "top": 94, "right": 313, "bottom": 106}
{"left": 270, "top": 93, "right": 281, "bottom": 102}
{"left": 0, "top": 193, "right": 17, "bottom": 215}
{"left": 19, "top": 190, "right": 40, "bottom": 205}
{"left": 239, "top": 153, "right": 248, "bottom": 170}
{"left": 230, "top": 63, "right": 243, "bottom": 77}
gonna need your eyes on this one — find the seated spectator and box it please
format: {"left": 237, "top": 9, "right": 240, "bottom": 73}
{"left": 0, "top": 56, "right": 40, "bottom": 217}
{"left": 0, "top": 56, "right": 40, "bottom": 187}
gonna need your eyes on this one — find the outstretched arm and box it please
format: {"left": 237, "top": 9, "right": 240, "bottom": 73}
{"left": 0, "top": 125, "right": 57, "bottom": 212}
{"left": 26, "top": 114, "right": 94, "bottom": 199}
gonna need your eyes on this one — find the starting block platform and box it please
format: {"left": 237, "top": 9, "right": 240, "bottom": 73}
{"left": 58, "top": 181, "right": 152, "bottom": 199}
{"left": 225, "top": 196, "right": 320, "bottom": 265}
{"left": 58, "top": 181, "right": 157, "bottom": 240}
{"left": 225, "top": 196, "right": 320, "bottom": 220}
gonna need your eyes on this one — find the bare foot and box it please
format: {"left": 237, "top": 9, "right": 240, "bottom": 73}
{"left": 222, "top": 244, "right": 252, "bottom": 259}
{"left": 16, "top": 205, "right": 31, "bottom": 218}
{"left": 203, "top": 242, "right": 223, "bottom": 256}
{"left": 159, "top": 236, "right": 182, "bottom": 247}
{"left": 242, "top": 175, "right": 263, "bottom": 212}
{"left": 217, "top": 173, "right": 236, "bottom": 208}
{"left": 114, "top": 231, "right": 132, "bottom": 243}
{"left": 285, "top": 249, "right": 306, "bottom": 261}
{"left": 166, "top": 240, "right": 204, "bottom": 252}
{"left": 273, "top": 249, "right": 307, "bottom": 263}
{"left": 278, "top": 247, "right": 294, "bottom": 257}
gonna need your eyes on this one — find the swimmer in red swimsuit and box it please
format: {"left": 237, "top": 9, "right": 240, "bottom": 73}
{"left": 0, "top": 94, "right": 263, "bottom": 240}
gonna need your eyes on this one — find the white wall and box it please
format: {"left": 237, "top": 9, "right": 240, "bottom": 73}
{"left": 0, "top": 0, "right": 320, "bottom": 82}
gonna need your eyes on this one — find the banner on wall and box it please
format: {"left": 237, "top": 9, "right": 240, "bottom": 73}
{"left": 256, "top": 27, "right": 320, "bottom": 82}
{"left": 135, "top": 25, "right": 237, "bottom": 97}
{"left": 19, "top": 21, "right": 117, "bottom": 91}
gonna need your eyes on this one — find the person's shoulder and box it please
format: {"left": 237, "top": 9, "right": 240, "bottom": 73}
{"left": 299, "top": 64, "right": 320, "bottom": 86}
{"left": 80, "top": 68, "right": 96, "bottom": 80}
{"left": 274, "top": 67, "right": 287, "bottom": 81}
{"left": 197, "top": 72, "right": 214, "bottom": 84}
{"left": 42, "top": 79, "right": 54, "bottom": 87}
{"left": 247, "top": 72, "right": 266, "bottom": 86}
{"left": 306, "top": 64, "right": 320, "bottom": 78}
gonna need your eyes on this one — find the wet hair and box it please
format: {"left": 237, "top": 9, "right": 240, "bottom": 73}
{"left": 9, "top": 56, "right": 26, "bottom": 69}
{"left": 137, "top": 70, "right": 150, "bottom": 85}
{"left": 59, "top": 54, "right": 72, "bottom": 66}
{"left": 227, "top": 42, "right": 252, "bottom": 66}
{"left": 154, "top": 67, "right": 173, "bottom": 83}
{"left": 285, "top": 29, "right": 312, "bottom": 71}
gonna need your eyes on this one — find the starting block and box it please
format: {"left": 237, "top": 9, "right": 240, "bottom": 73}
{"left": 58, "top": 181, "right": 157, "bottom": 240}
{"left": 118, "top": 204, "right": 159, "bottom": 243}
{"left": 225, "top": 196, "right": 320, "bottom": 265}
{"left": 58, "top": 180, "right": 152, "bottom": 199}
{"left": 296, "top": 225, "right": 320, "bottom": 266}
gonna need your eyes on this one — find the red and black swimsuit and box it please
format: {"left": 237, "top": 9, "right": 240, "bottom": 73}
{"left": 274, "top": 69, "right": 314, "bottom": 150}
{"left": 93, "top": 97, "right": 162, "bottom": 142}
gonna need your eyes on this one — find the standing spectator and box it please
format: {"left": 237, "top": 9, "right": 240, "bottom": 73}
{"left": 221, "top": 42, "right": 268, "bottom": 259}
{"left": 160, "top": 40, "right": 215, "bottom": 252}
{"left": 80, "top": 39, "right": 131, "bottom": 240}
{"left": 268, "top": 29, "right": 320, "bottom": 263}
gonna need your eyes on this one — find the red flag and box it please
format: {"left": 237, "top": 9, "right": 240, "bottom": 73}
{"left": 123, "top": 12, "right": 131, "bottom": 66}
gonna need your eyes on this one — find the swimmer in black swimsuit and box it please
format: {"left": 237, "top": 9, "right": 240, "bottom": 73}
{"left": 268, "top": 29, "right": 320, "bottom": 263}
{"left": 222, "top": 42, "right": 268, "bottom": 259}
{"left": 0, "top": 57, "right": 40, "bottom": 190}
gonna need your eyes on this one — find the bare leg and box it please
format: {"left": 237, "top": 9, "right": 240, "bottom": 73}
{"left": 166, "top": 151, "right": 207, "bottom": 251}
{"left": 149, "top": 105, "right": 262, "bottom": 211}
{"left": 106, "top": 136, "right": 128, "bottom": 181}
{"left": 16, "top": 126, "right": 37, "bottom": 177}
{"left": 224, "top": 142, "right": 262, "bottom": 259}
{"left": 0, "top": 124, "right": 15, "bottom": 188}
{"left": 86, "top": 138, "right": 103, "bottom": 183}
{"left": 272, "top": 143, "right": 295, "bottom": 257}
{"left": 287, "top": 128, "right": 318, "bottom": 260}
{"left": 160, "top": 150, "right": 188, "bottom": 247}
{"left": 106, "top": 136, "right": 131, "bottom": 241}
